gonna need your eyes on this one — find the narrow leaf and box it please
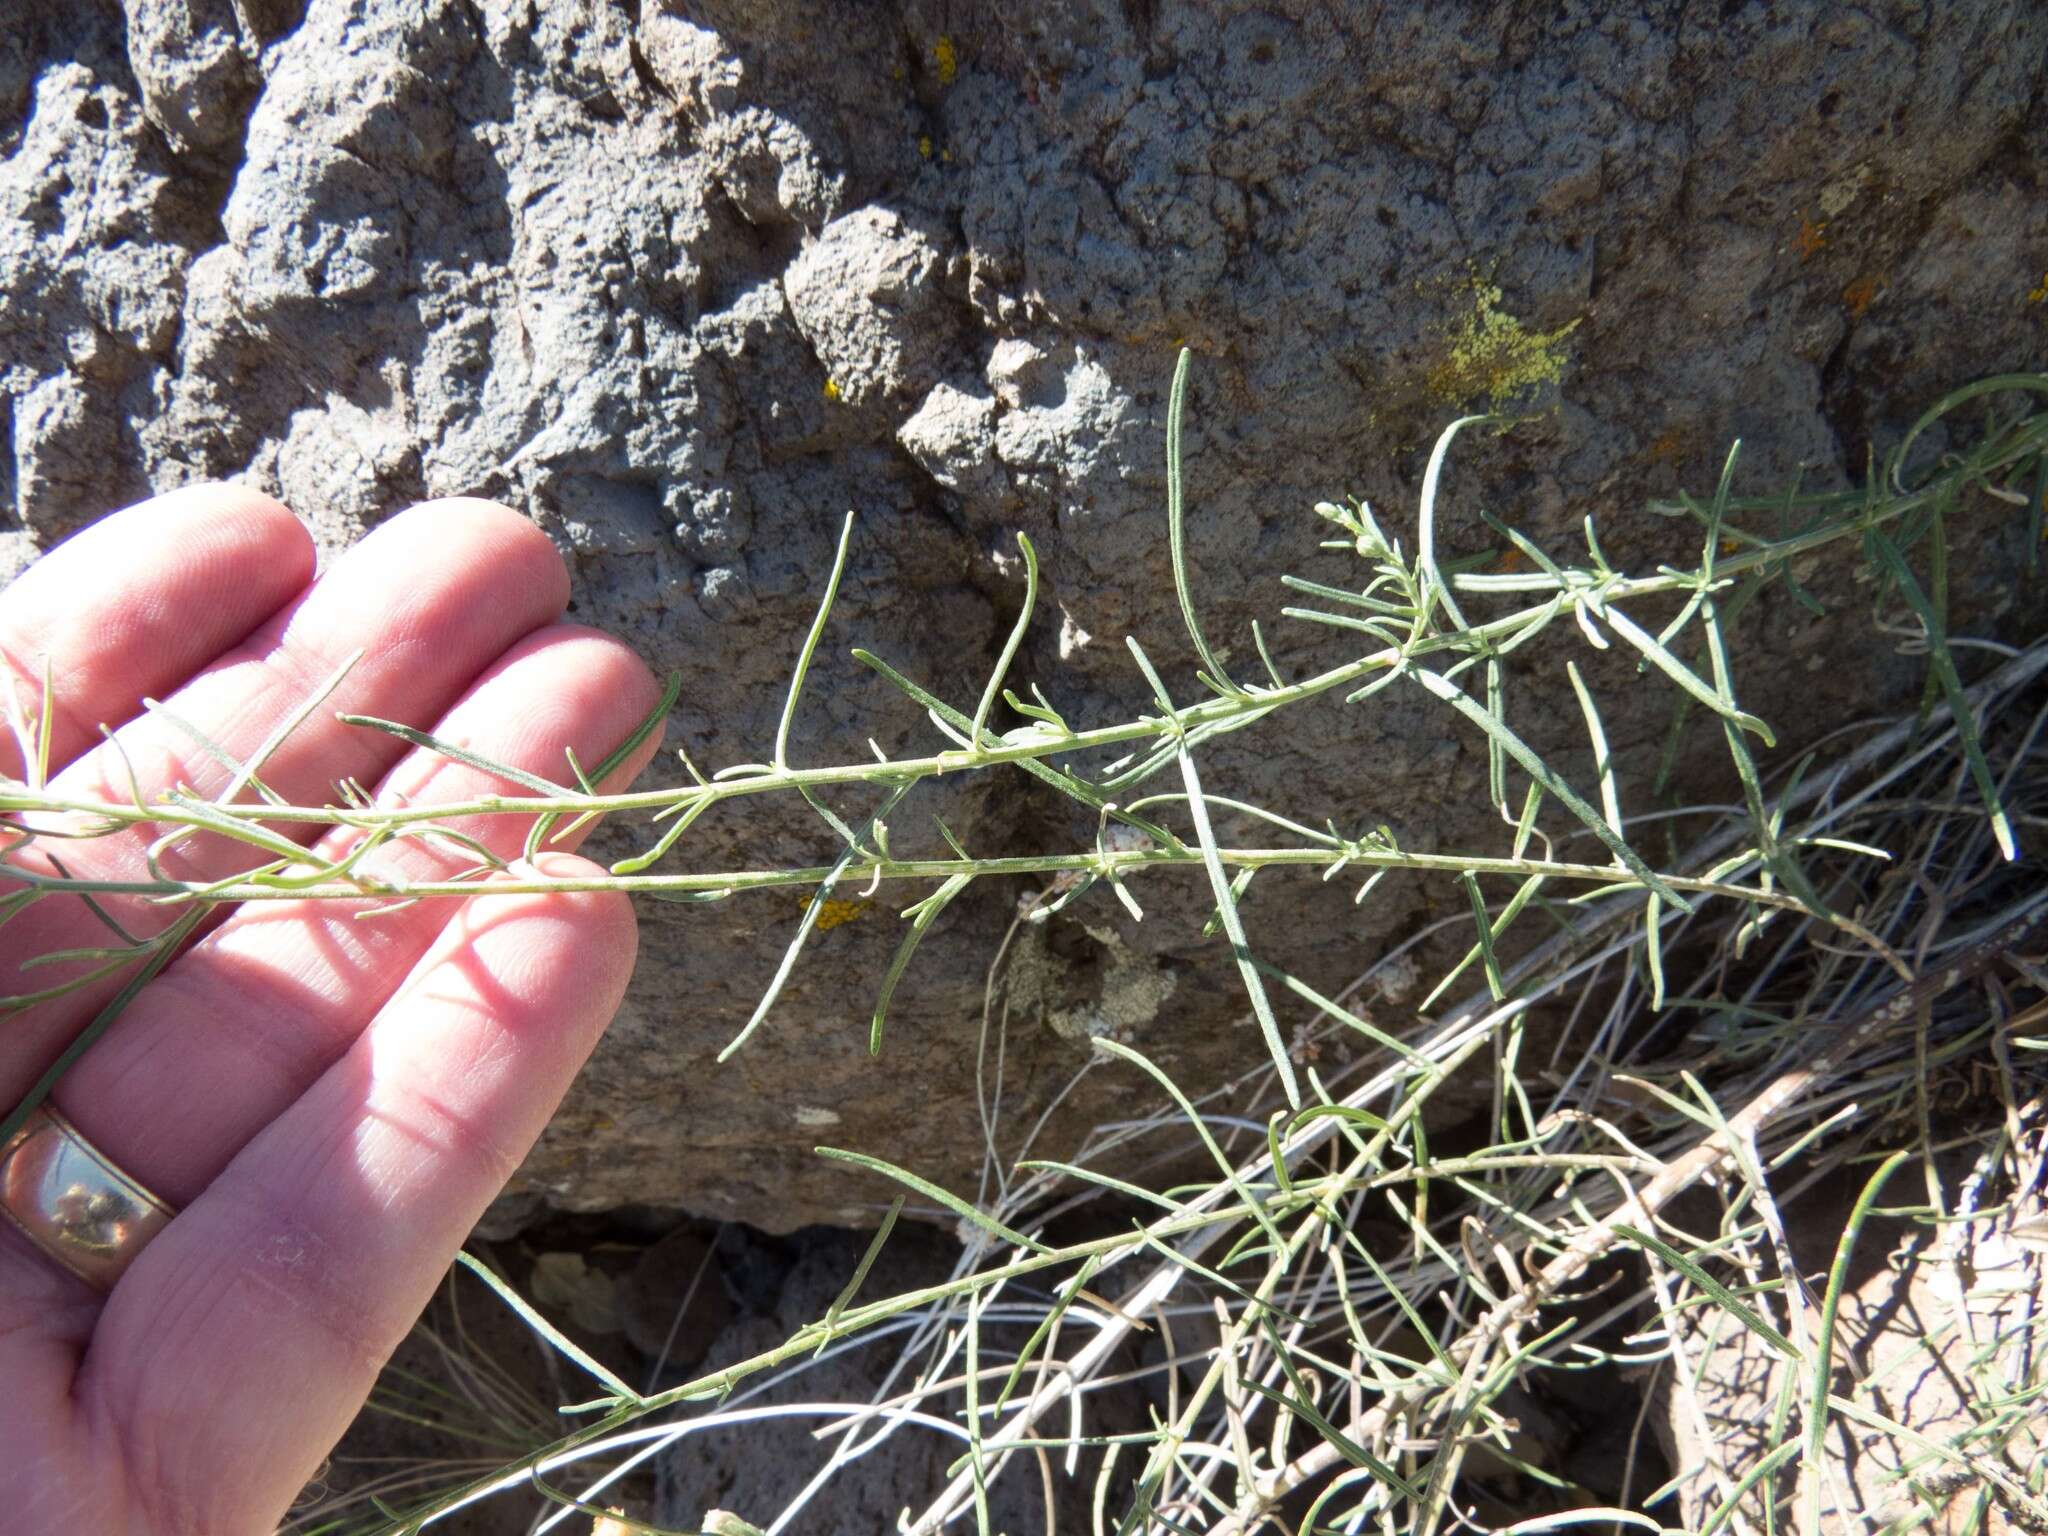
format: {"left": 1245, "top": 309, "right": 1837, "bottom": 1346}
{"left": 338, "top": 715, "right": 565, "bottom": 796}
{"left": 1868, "top": 532, "right": 2017, "bottom": 858}
{"left": 1411, "top": 668, "right": 1689, "bottom": 910}
{"left": 717, "top": 781, "right": 912, "bottom": 1061}
{"left": 775, "top": 510, "right": 856, "bottom": 769}
{"left": 455, "top": 1252, "right": 639, "bottom": 1403}
{"left": 970, "top": 533, "right": 1039, "bottom": 745}
{"left": 870, "top": 872, "right": 973, "bottom": 1054}
{"left": 1175, "top": 736, "right": 1301, "bottom": 1107}
{"left": 1614, "top": 1224, "right": 1797, "bottom": 1358}
{"left": 814, "top": 1147, "right": 1050, "bottom": 1254}
{"left": 1602, "top": 606, "right": 1776, "bottom": 746}
{"left": 1165, "top": 347, "right": 1243, "bottom": 695}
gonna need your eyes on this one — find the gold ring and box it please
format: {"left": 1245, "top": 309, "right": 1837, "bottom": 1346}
{"left": 0, "top": 1103, "right": 174, "bottom": 1291}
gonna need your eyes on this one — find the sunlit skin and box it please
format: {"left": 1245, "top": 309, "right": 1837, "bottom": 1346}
{"left": 0, "top": 484, "right": 661, "bottom": 1535}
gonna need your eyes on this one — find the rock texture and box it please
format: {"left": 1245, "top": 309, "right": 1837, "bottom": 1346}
{"left": 1653, "top": 1176, "right": 2048, "bottom": 1532}
{"left": 2, "top": 2, "right": 2045, "bottom": 1226}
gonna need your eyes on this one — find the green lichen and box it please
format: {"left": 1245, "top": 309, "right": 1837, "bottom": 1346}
{"left": 1424, "top": 278, "right": 1579, "bottom": 412}
{"left": 1007, "top": 920, "right": 1177, "bottom": 1044}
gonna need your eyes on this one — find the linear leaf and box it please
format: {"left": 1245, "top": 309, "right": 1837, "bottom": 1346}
{"left": 1165, "top": 348, "right": 1244, "bottom": 695}
{"left": 1564, "top": 660, "right": 1621, "bottom": 837}
{"left": 1804, "top": 1151, "right": 1911, "bottom": 1533}
{"left": 1174, "top": 735, "right": 1301, "bottom": 1107}
{"left": 717, "top": 781, "right": 911, "bottom": 1061}
{"left": 1095, "top": 1038, "right": 1290, "bottom": 1263}
{"left": 870, "top": 872, "right": 973, "bottom": 1054}
{"left": 338, "top": 715, "right": 565, "bottom": 796}
{"left": 852, "top": 648, "right": 1179, "bottom": 849}
{"left": 528, "top": 669, "right": 682, "bottom": 860}
{"left": 1602, "top": 605, "right": 1775, "bottom": 745}
{"left": 0, "top": 907, "right": 205, "bottom": 1146}
{"left": 971, "top": 533, "right": 1039, "bottom": 745}
{"left": 1615, "top": 1224, "right": 1797, "bottom": 1359}
{"left": 1868, "top": 532, "right": 2017, "bottom": 858}
{"left": 775, "top": 510, "right": 856, "bottom": 769}
{"left": 1411, "top": 668, "right": 1688, "bottom": 910}
{"left": 814, "top": 1148, "right": 1050, "bottom": 1254}
{"left": 455, "top": 1252, "right": 638, "bottom": 1404}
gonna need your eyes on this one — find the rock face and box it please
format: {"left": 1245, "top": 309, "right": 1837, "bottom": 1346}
{"left": 3, "top": 2, "right": 2044, "bottom": 1226}
{"left": 1653, "top": 1176, "right": 2047, "bottom": 1531}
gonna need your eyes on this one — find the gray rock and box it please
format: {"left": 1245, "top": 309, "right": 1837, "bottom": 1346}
{"left": 1653, "top": 1168, "right": 2048, "bottom": 1530}
{"left": 120, "top": 0, "right": 259, "bottom": 155}
{"left": 619, "top": 1225, "right": 731, "bottom": 1368}
{"left": 3, "top": 0, "right": 2045, "bottom": 1228}
{"left": 896, "top": 379, "right": 1005, "bottom": 501}
{"left": 786, "top": 206, "right": 955, "bottom": 411}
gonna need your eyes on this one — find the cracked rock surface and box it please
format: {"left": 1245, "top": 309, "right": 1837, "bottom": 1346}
{"left": 3, "top": 1, "right": 2044, "bottom": 1227}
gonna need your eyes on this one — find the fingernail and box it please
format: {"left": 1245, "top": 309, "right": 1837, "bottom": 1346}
{"left": 525, "top": 850, "right": 594, "bottom": 881}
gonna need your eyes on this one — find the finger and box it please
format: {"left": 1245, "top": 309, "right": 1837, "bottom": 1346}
{"left": 48, "top": 624, "right": 662, "bottom": 1207}
{"left": 0, "top": 484, "right": 312, "bottom": 782}
{"left": 0, "top": 499, "right": 571, "bottom": 1105}
{"left": 78, "top": 857, "right": 637, "bottom": 1535}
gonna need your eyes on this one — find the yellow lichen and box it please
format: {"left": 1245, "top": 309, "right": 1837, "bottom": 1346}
{"left": 933, "top": 35, "right": 957, "bottom": 85}
{"left": 822, "top": 377, "right": 842, "bottom": 402}
{"left": 2029, "top": 272, "right": 2048, "bottom": 305}
{"left": 1423, "top": 278, "right": 1579, "bottom": 412}
{"left": 917, "top": 134, "right": 933, "bottom": 159}
{"left": 802, "top": 894, "right": 867, "bottom": 930}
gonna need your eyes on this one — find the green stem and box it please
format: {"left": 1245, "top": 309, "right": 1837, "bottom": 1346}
{"left": 0, "top": 845, "right": 1827, "bottom": 911}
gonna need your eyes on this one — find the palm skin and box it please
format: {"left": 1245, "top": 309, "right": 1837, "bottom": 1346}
{"left": 0, "top": 485, "right": 660, "bottom": 1534}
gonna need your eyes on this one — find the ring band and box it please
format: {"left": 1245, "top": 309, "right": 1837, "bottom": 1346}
{"left": 0, "top": 1104, "right": 175, "bottom": 1291}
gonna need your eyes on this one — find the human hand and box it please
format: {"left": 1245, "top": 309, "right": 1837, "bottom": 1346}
{"left": 0, "top": 485, "right": 663, "bottom": 1533}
